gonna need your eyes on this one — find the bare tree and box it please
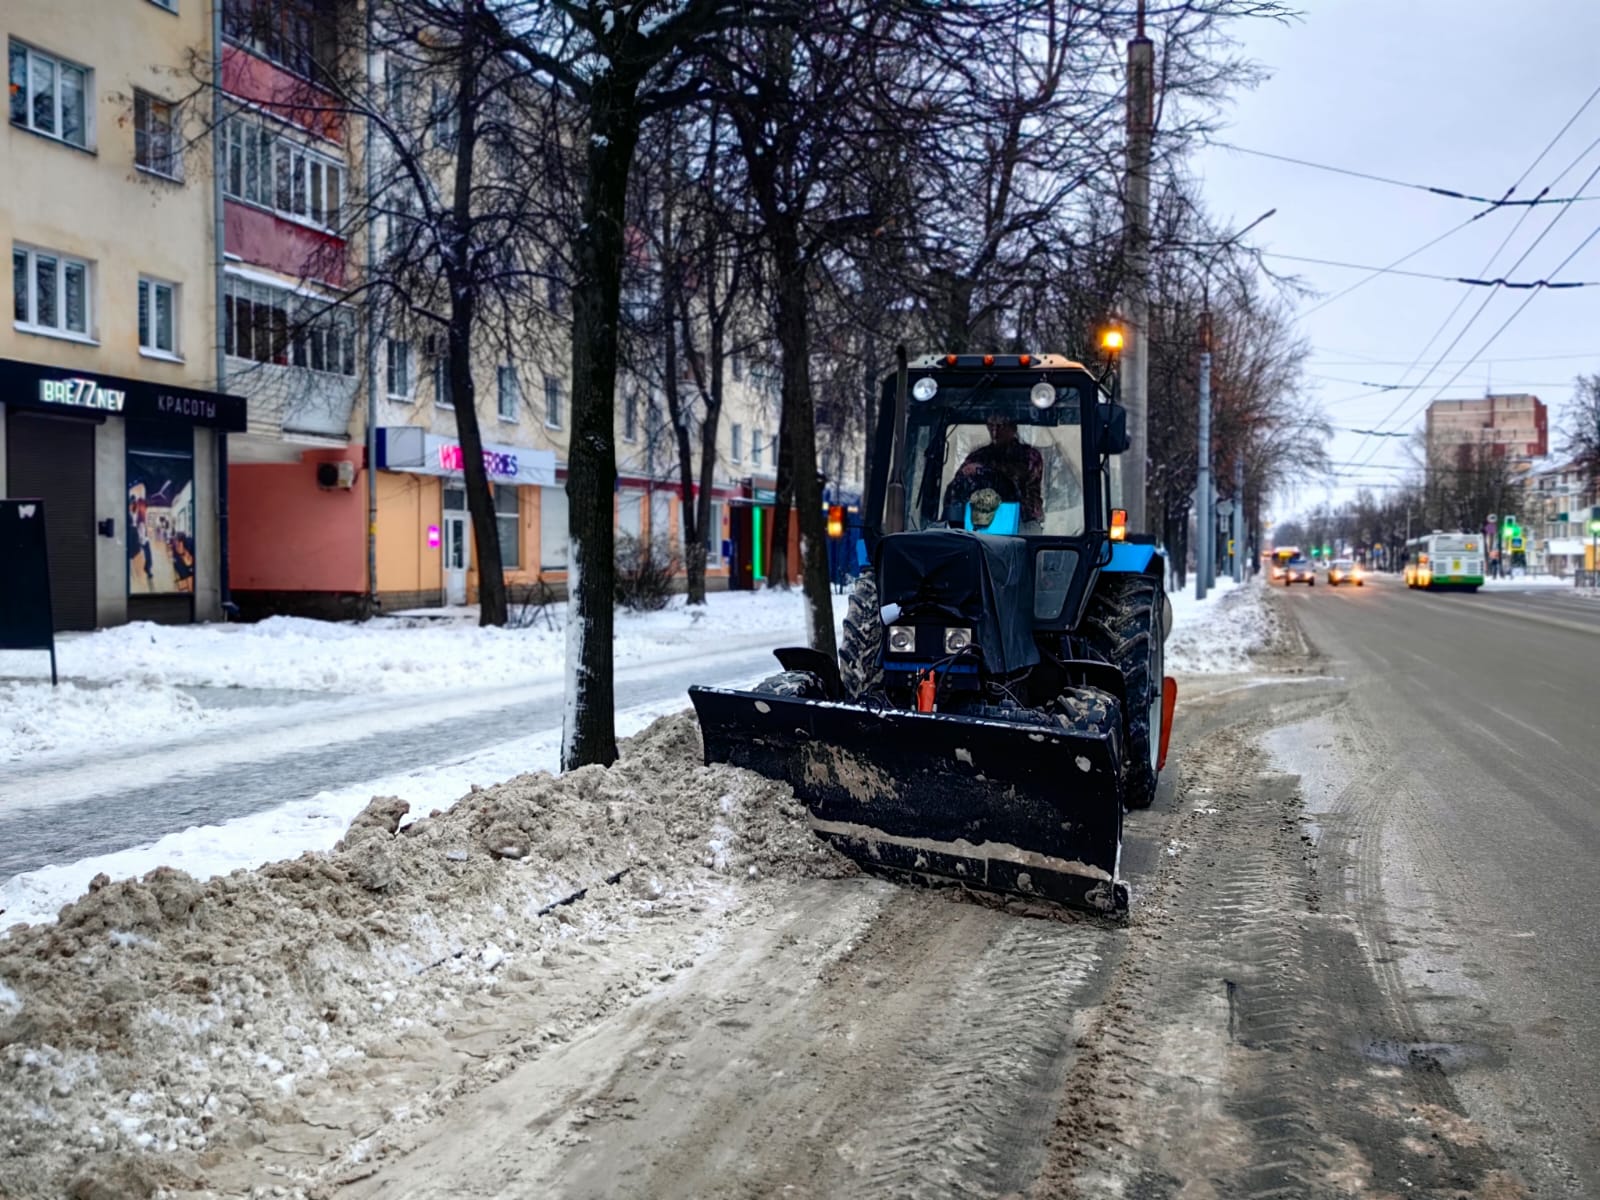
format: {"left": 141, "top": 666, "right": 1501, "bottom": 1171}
{"left": 1561, "top": 373, "right": 1600, "bottom": 492}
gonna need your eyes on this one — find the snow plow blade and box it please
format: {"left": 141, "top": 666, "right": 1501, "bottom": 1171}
{"left": 688, "top": 687, "right": 1128, "bottom": 915}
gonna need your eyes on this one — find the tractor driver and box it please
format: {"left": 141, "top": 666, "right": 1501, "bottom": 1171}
{"left": 945, "top": 415, "right": 1045, "bottom": 529}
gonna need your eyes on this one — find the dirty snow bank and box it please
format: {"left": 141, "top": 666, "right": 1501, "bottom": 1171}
{"left": 0, "top": 715, "right": 851, "bottom": 1200}
{"left": 1165, "top": 578, "right": 1275, "bottom": 674}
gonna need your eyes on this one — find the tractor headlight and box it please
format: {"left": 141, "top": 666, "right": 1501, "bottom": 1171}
{"left": 1030, "top": 381, "right": 1057, "bottom": 409}
{"left": 944, "top": 627, "right": 972, "bottom": 653}
{"left": 888, "top": 624, "right": 915, "bottom": 654}
{"left": 912, "top": 376, "right": 939, "bottom": 402}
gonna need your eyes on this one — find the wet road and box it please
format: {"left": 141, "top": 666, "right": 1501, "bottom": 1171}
{"left": 0, "top": 645, "right": 779, "bottom": 879}
{"left": 1280, "top": 571, "right": 1600, "bottom": 1193}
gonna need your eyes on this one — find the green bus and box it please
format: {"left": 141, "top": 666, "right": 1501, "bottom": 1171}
{"left": 1403, "top": 532, "right": 1484, "bottom": 591}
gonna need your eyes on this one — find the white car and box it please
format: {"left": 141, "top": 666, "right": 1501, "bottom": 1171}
{"left": 1327, "top": 559, "right": 1364, "bottom": 587}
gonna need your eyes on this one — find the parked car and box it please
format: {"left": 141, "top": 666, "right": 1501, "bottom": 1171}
{"left": 1328, "top": 559, "right": 1364, "bottom": 587}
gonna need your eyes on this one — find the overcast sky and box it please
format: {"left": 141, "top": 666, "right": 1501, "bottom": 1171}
{"left": 1192, "top": 0, "right": 1600, "bottom": 517}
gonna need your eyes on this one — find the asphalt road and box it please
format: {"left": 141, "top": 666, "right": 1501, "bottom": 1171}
{"left": 1278, "top": 571, "right": 1600, "bottom": 1193}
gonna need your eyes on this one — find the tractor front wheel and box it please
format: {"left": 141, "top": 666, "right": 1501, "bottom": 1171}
{"left": 838, "top": 569, "right": 884, "bottom": 699}
{"left": 1083, "top": 574, "right": 1164, "bottom": 810}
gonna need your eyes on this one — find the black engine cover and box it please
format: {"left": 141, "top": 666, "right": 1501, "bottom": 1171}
{"left": 877, "top": 530, "right": 1038, "bottom": 676}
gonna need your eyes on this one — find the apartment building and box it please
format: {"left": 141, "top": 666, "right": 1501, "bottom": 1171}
{"left": 3, "top": 0, "right": 246, "bottom": 631}
{"left": 1425, "top": 393, "right": 1549, "bottom": 468}
{"left": 1529, "top": 461, "right": 1599, "bottom": 576}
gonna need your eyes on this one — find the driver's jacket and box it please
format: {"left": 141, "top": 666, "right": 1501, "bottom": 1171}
{"left": 947, "top": 442, "right": 1045, "bottom": 525}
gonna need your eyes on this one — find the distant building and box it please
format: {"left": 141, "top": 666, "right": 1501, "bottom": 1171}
{"left": 1424, "top": 393, "right": 1549, "bottom": 469}
{"left": 1528, "top": 461, "right": 1598, "bottom": 577}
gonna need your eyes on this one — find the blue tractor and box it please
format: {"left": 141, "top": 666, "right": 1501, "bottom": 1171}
{"left": 690, "top": 352, "right": 1174, "bottom": 914}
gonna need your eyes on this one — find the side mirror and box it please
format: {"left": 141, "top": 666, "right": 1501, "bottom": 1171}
{"left": 1099, "top": 403, "right": 1130, "bottom": 454}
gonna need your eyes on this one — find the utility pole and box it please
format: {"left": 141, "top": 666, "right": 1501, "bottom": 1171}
{"left": 1123, "top": 3, "right": 1153, "bottom": 533}
{"left": 1195, "top": 308, "right": 1212, "bottom": 601}
{"left": 1233, "top": 454, "right": 1245, "bottom": 583}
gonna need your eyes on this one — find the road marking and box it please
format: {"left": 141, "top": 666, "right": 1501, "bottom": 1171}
{"left": 1486, "top": 705, "right": 1562, "bottom": 747}
{"left": 1426, "top": 596, "right": 1600, "bottom": 638}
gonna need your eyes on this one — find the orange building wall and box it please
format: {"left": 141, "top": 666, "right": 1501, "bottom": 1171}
{"left": 376, "top": 473, "right": 443, "bottom": 594}
{"left": 229, "top": 452, "right": 366, "bottom": 592}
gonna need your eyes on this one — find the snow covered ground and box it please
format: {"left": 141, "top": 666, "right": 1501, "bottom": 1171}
{"left": 1, "top": 576, "right": 1266, "bottom": 931}
{"left": 1481, "top": 575, "right": 1573, "bottom": 589}
{"left": 0, "top": 589, "right": 840, "bottom": 762}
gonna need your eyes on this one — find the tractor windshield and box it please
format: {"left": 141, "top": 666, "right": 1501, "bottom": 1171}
{"left": 902, "top": 384, "right": 1088, "bottom": 536}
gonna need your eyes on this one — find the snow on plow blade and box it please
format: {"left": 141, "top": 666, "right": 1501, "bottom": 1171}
{"left": 688, "top": 687, "right": 1128, "bottom": 915}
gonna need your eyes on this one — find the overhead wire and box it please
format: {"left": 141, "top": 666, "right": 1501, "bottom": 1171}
{"left": 1262, "top": 252, "right": 1599, "bottom": 288}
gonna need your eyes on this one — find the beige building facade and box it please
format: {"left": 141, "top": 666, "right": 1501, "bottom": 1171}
{"left": 4, "top": 0, "right": 244, "bottom": 630}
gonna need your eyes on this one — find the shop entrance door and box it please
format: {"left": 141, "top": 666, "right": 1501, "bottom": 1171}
{"left": 443, "top": 514, "right": 469, "bottom": 605}
{"left": 6, "top": 411, "right": 97, "bottom": 630}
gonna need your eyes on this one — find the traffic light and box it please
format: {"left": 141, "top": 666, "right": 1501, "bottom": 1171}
{"left": 827, "top": 505, "right": 845, "bottom": 539}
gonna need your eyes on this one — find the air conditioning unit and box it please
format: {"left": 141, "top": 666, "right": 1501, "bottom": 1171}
{"left": 317, "top": 460, "right": 357, "bottom": 490}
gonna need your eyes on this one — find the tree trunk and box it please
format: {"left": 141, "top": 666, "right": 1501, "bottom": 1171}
{"left": 688, "top": 316, "right": 725, "bottom": 605}
{"left": 442, "top": 24, "right": 505, "bottom": 628}
{"left": 562, "top": 80, "right": 641, "bottom": 772}
{"left": 775, "top": 233, "right": 837, "bottom": 661}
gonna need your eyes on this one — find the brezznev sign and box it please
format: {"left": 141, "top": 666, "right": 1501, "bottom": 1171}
{"left": 40, "top": 376, "right": 127, "bottom": 413}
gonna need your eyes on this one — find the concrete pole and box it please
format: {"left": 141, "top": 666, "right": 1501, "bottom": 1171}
{"left": 1195, "top": 310, "right": 1212, "bottom": 601}
{"left": 1233, "top": 454, "right": 1245, "bottom": 583}
{"left": 1122, "top": 7, "right": 1154, "bottom": 533}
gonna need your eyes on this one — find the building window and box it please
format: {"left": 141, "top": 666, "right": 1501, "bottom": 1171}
{"left": 708, "top": 499, "right": 725, "bottom": 565}
{"left": 495, "top": 486, "right": 520, "bottom": 569}
{"left": 134, "top": 90, "right": 180, "bottom": 178}
{"left": 543, "top": 374, "right": 562, "bottom": 429}
{"left": 224, "top": 275, "right": 354, "bottom": 375}
{"left": 731, "top": 422, "right": 743, "bottom": 463}
{"left": 431, "top": 81, "right": 459, "bottom": 150}
{"left": 540, "top": 485, "right": 569, "bottom": 569}
{"left": 433, "top": 357, "right": 451, "bottom": 408}
{"left": 384, "top": 59, "right": 409, "bottom": 117}
{"left": 223, "top": 0, "right": 332, "bottom": 82}
{"left": 498, "top": 365, "right": 519, "bottom": 421}
{"left": 623, "top": 390, "right": 638, "bottom": 442}
{"left": 618, "top": 491, "right": 643, "bottom": 538}
{"left": 138, "top": 277, "right": 178, "bottom": 356}
{"left": 13, "top": 244, "right": 91, "bottom": 339}
{"left": 386, "top": 338, "right": 410, "bottom": 399}
{"left": 546, "top": 269, "right": 566, "bottom": 313}
{"left": 730, "top": 351, "right": 744, "bottom": 382}
{"left": 224, "top": 115, "right": 343, "bottom": 233}
{"left": 8, "top": 41, "right": 90, "bottom": 149}
{"left": 751, "top": 428, "right": 764, "bottom": 468}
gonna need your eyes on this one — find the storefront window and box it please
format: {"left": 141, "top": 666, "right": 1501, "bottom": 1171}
{"left": 539, "top": 485, "right": 568, "bottom": 569}
{"left": 495, "top": 485, "right": 520, "bottom": 569}
{"left": 126, "top": 420, "right": 196, "bottom": 597}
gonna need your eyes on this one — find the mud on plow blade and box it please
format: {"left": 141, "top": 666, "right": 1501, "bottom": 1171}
{"left": 688, "top": 687, "right": 1129, "bottom": 915}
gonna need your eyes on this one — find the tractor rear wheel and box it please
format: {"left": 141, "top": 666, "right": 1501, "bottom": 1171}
{"left": 1083, "top": 574, "right": 1164, "bottom": 810}
{"left": 838, "top": 569, "right": 883, "bottom": 699}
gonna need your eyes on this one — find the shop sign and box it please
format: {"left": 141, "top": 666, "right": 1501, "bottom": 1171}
{"left": 437, "top": 442, "right": 520, "bottom": 478}
{"left": 40, "top": 376, "right": 126, "bottom": 413}
{"left": 1, "top": 358, "right": 245, "bottom": 430}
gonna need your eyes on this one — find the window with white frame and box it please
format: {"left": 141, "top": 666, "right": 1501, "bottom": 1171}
{"left": 13, "top": 245, "right": 91, "bottom": 338}
{"left": 8, "top": 41, "right": 90, "bottom": 149}
{"left": 731, "top": 422, "right": 743, "bottom": 463}
{"left": 386, "top": 338, "right": 410, "bottom": 399}
{"left": 224, "top": 275, "right": 354, "bottom": 374}
{"left": 708, "top": 499, "right": 725, "bottom": 565}
{"left": 431, "top": 81, "right": 459, "bottom": 150}
{"left": 495, "top": 486, "right": 520, "bottom": 569}
{"left": 618, "top": 491, "right": 643, "bottom": 538}
{"left": 433, "top": 357, "right": 451, "bottom": 408}
{"left": 751, "top": 427, "right": 764, "bottom": 468}
{"left": 543, "top": 374, "right": 562, "bottom": 429}
{"left": 134, "top": 90, "right": 180, "bottom": 178}
{"left": 224, "top": 115, "right": 343, "bottom": 232}
{"left": 498, "top": 365, "right": 519, "bottom": 421}
{"left": 730, "top": 350, "right": 743, "bottom": 382}
{"left": 384, "top": 59, "right": 409, "bottom": 118}
{"left": 138, "top": 277, "right": 178, "bottom": 356}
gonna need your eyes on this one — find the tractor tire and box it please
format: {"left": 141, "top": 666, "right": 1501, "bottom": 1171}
{"left": 838, "top": 569, "right": 884, "bottom": 699}
{"left": 1082, "top": 574, "right": 1163, "bottom": 810}
{"left": 752, "top": 670, "right": 824, "bottom": 699}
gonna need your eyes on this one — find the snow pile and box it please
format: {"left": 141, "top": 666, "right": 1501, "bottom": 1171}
{"left": 1165, "top": 578, "right": 1275, "bottom": 674}
{"left": 0, "top": 680, "right": 266, "bottom": 763}
{"left": 0, "top": 589, "right": 839, "bottom": 696}
{"left": 0, "top": 715, "right": 850, "bottom": 1199}
{"left": 1481, "top": 575, "right": 1571, "bottom": 590}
